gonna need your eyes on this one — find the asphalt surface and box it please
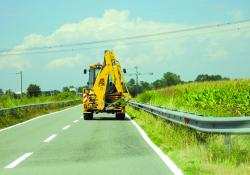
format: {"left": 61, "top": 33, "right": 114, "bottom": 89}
{"left": 0, "top": 105, "right": 174, "bottom": 175}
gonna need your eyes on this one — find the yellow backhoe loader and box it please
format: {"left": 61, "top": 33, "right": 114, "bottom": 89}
{"left": 82, "top": 50, "right": 130, "bottom": 120}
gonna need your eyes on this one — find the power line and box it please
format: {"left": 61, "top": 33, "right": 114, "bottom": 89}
{"left": 1, "top": 25, "right": 249, "bottom": 57}
{"left": 1, "top": 18, "right": 250, "bottom": 56}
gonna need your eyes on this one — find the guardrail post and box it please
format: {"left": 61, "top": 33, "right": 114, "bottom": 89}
{"left": 224, "top": 134, "right": 232, "bottom": 150}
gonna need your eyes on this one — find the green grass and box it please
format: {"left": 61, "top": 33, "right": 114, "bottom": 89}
{"left": 135, "top": 79, "right": 250, "bottom": 117}
{"left": 0, "top": 92, "right": 81, "bottom": 109}
{"left": 127, "top": 106, "right": 250, "bottom": 175}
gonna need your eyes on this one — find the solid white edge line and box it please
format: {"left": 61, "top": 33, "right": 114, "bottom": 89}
{"left": 5, "top": 152, "right": 33, "bottom": 169}
{"left": 73, "top": 120, "right": 79, "bottom": 123}
{"left": 62, "top": 125, "right": 71, "bottom": 130}
{"left": 126, "top": 113, "right": 183, "bottom": 175}
{"left": 43, "top": 134, "right": 57, "bottom": 143}
{"left": 0, "top": 104, "right": 81, "bottom": 133}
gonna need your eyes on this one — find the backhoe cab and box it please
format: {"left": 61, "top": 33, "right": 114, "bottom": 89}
{"left": 82, "top": 50, "right": 130, "bottom": 120}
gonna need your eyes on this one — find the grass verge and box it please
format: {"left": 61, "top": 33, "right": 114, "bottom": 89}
{"left": 0, "top": 101, "right": 81, "bottom": 129}
{"left": 127, "top": 106, "right": 250, "bottom": 175}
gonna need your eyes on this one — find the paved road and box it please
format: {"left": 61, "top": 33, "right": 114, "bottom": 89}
{"left": 0, "top": 105, "right": 174, "bottom": 175}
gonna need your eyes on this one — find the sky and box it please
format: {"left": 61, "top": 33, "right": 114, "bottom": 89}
{"left": 0, "top": 0, "right": 250, "bottom": 92}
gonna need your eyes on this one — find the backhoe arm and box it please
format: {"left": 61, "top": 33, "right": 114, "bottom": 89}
{"left": 92, "top": 50, "right": 127, "bottom": 110}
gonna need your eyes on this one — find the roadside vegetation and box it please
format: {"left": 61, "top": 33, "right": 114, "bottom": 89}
{"left": 0, "top": 100, "right": 80, "bottom": 129}
{"left": 0, "top": 91, "right": 80, "bottom": 109}
{"left": 0, "top": 84, "right": 82, "bottom": 109}
{"left": 127, "top": 106, "right": 250, "bottom": 175}
{"left": 135, "top": 79, "right": 250, "bottom": 117}
{"left": 127, "top": 78, "right": 250, "bottom": 174}
{"left": 0, "top": 84, "right": 82, "bottom": 128}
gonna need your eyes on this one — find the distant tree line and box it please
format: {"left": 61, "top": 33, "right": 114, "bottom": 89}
{"left": 0, "top": 73, "right": 230, "bottom": 98}
{"left": 126, "top": 72, "right": 230, "bottom": 96}
{"left": 0, "top": 84, "right": 84, "bottom": 99}
{"left": 195, "top": 74, "right": 229, "bottom": 82}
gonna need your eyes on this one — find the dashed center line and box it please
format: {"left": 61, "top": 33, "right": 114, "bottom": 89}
{"left": 43, "top": 134, "right": 57, "bottom": 143}
{"left": 73, "top": 120, "right": 79, "bottom": 123}
{"left": 62, "top": 125, "right": 71, "bottom": 130}
{"left": 5, "top": 152, "right": 33, "bottom": 169}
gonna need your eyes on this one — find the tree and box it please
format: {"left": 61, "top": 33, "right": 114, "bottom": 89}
{"left": 161, "top": 72, "right": 181, "bottom": 87}
{"left": 152, "top": 79, "right": 163, "bottom": 89}
{"left": 140, "top": 81, "right": 151, "bottom": 90}
{"left": 195, "top": 74, "right": 210, "bottom": 81}
{"left": 126, "top": 78, "right": 140, "bottom": 97}
{"left": 5, "top": 89, "right": 15, "bottom": 96}
{"left": 128, "top": 78, "right": 135, "bottom": 85}
{"left": 62, "top": 86, "right": 70, "bottom": 92}
{"left": 195, "top": 74, "right": 230, "bottom": 82}
{"left": 52, "top": 90, "right": 60, "bottom": 95}
{"left": 0, "top": 88, "right": 3, "bottom": 95}
{"left": 78, "top": 87, "right": 83, "bottom": 94}
{"left": 27, "top": 84, "right": 41, "bottom": 97}
{"left": 43, "top": 90, "right": 60, "bottom": 96}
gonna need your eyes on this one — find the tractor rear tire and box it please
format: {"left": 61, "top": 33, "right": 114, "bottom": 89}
{"left": 83, "top": 112, "right": 93, "bottom": 120}
{"left": 116, "top": 113, "right": 125, "bottom": 120}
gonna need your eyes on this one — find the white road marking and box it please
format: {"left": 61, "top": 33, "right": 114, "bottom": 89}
{"left": 126, "top": 114, "right": 183, "bottom": 175}
{"left": 0, "top": 105, "right": 81, "bottom": 133}
{"left": 5, "top": 152, "right": 33, "bottom": 169}
{"left": 73, "top": 120, "right": 79, "bottom": 123}
{"left": 43, "top": 134, "right": 57, "bottom": 143}
{"left": 62, "top": 125, "right": 71, "bottom": 130}
{"left": 80, "top": 116, "right": 83, "bottom": 119}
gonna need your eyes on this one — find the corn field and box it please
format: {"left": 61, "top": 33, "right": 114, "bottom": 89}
{"left": 136, "top": 79, "right": 250, "bottom": 117}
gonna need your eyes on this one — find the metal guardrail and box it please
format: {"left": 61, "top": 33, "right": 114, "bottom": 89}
{"left": 128, "top": 101, "right": 250, "bottom": 134}
{"left": 0, "top": 99, "right": 81, "bottom": 117}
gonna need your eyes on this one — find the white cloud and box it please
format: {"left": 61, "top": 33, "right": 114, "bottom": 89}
{"left": 0, "top": 34, "right": 53, "bottom": 70}
{"left": 1, "top": 9, "right": 250, "bottom": 81}
{"left": 47, "top": 54, "right": 83, "bottom": 69}
{"left": 0, "top": 56, "right": 31, "bottom": 70}
{"left": 24, "top": 9, "right": 188, "bottom": 69}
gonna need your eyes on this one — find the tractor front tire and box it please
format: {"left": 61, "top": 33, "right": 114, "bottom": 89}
{"left": 83, "top": 112, "right": 93, "bottom": 120}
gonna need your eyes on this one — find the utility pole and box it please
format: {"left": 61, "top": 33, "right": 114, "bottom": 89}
{"left": 16, "top": 71, "right": 23, "bottom": 95}
{"left": 132, "top": 66, "right": 153, "bottom": 86}
{"left": 135, "top": 66, "right": 139, "bottom": 86}
{"left": 126, "top": 66, "right": 154, "bottom": 94}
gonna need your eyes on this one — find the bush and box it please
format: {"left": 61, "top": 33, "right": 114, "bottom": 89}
{"left": 27, "top": 84, "right": 41, "bottom": 97}
{"left": 54, "top": 91, "right": 78, "bottom": 101}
